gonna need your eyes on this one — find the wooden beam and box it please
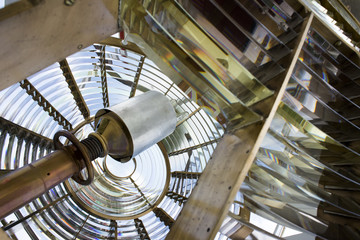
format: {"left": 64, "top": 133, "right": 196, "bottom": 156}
{"left": 0, "top": 0, "right": 42, "bottom": 22}
{"left": 165, "top": 13, "right": 314, "bottom": 240}
{"left": 0, "top": 0, "right": 118, "bottom": 92}
{"left": 0, "top": 229, "right": 11, "bottom": 240}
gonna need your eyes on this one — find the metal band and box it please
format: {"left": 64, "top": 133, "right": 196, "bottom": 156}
{"left": 53, "top": 130, "right": 94, "bottom": 185}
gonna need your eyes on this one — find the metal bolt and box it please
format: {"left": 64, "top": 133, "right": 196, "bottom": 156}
{"left": 334, "top": 40, "right": 342, "bottom": 47}
{"left": 64, "top": 0, "right": 75, "bottom": 6}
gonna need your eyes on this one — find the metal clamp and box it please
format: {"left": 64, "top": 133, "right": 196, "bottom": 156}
{"left": 53, "top": 131, "right": 94, "bottom": 185}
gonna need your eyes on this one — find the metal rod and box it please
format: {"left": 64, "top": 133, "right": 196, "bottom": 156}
{"left": 168, "top": 138, "right": 219, "bottom": 156}
{"left": 2, "top": 193, "right": 71, "bottom": 231}
{"left": 129, "top": 56, "right": 145, "bottom": 98}
{"left": 19, "top": 79, "right": 73, "bottom": 131}
{"left": 0, "top": 146, "right": 80, "bottom": 220}
{"left": 100, "top": 45, "right": 110, "bottom": 108}
{"left": 14, "top": 209, "right": 45, "bottom": 239}
{"left": 176, "top": 107, "right": 201, "bottom": 127}
{"left": 59, "top": 59, "right": 90, "bottom": 120}
{"left": 130, "top": 177, "right": 153, "bottom": 207}
{"left": 73, "top": 214, "right": 89, "bottom": 240}
{"left": 164, "top": 83, "right": 174, "bottom": 96}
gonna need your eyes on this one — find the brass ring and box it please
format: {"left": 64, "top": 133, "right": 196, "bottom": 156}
{"left": 53, "top": 130, "right": 94, "bottom": 185}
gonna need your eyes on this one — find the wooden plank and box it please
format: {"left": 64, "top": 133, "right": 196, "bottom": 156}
{"left": 0, "top": 0, "right": 35, "bottom": 22}
{"left": 0, "top": 0, "right": 118, "bottom": 91}
{"left": 230, "top": 226, "right": 253, "bottom": 240}
{"left": 165, "top": 13, "right": 314, "bottom": 240}
{"left": 0, "top": 0, "right": 45, "bottom": 22}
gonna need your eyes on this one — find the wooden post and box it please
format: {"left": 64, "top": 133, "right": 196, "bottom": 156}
{"left": 165, "top": 13, "right": 314, "bottom": 240}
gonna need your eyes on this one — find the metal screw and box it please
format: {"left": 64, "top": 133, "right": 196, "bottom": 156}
{"left": 64, "top": 0, "right": 75, "bottom": 6}
{"left": 77, "top": 44, "right": 83, "bottom": 49}
{"left": 334, "top": 40, "right": 342, "bottom": 47}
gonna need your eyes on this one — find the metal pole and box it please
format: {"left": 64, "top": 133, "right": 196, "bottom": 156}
{"left": 0, "top": 146, "right": 79, "bottom": 220}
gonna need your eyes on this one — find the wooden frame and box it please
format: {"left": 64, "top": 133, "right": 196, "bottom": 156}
{"left": 0, "top": 0, "right": 118, "bottom": 91}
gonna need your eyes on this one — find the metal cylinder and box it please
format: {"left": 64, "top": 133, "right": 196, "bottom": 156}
{"left": 95, "top": 91, "right": 176, "bottom": 162}
{"left": 0, "top": 147, "right": 79, "bottom": 220}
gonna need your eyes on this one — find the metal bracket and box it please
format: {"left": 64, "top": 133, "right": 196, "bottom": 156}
{"left": 64, "top": 0, "right": 75, "bottom": 6}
